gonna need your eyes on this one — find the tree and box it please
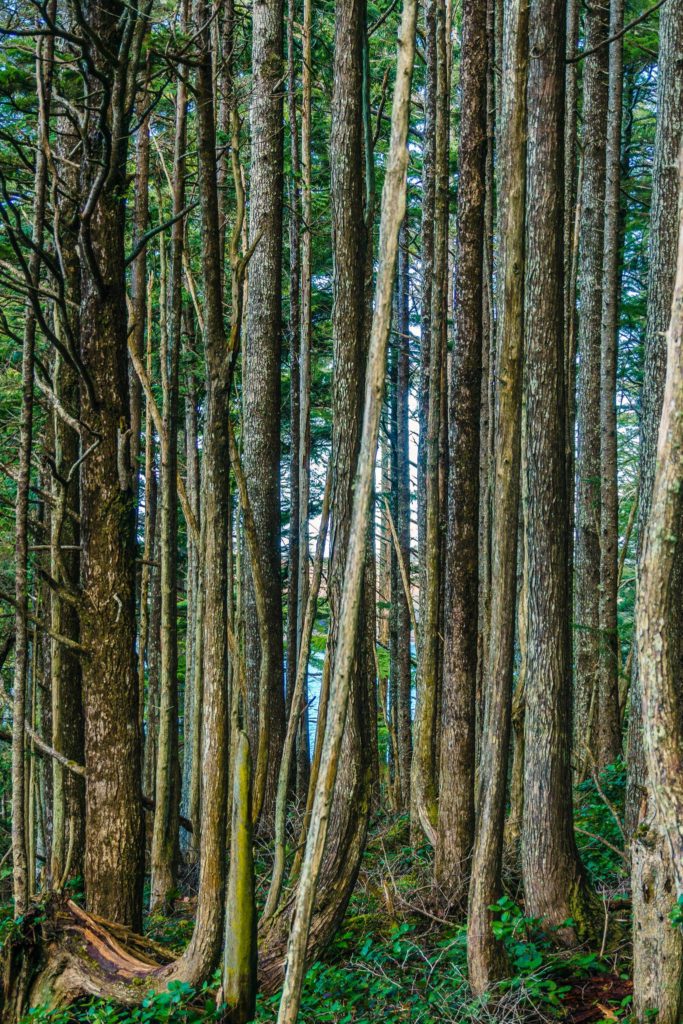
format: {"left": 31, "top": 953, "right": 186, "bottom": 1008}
{"left": 629, "top": 4, "right": 683, "bottom": 1020}
{"left": 244, "top": 0, "right": 286, "bottom": 826}
{"left": 467, "top": 0, "right": 528, "bottom": 993}
{"left": 574, "top": 0, "right": 611, "bottom": 770}
{"left": 522, "top": 0, "right": 594, "bottom": 938}
{"left": 436, "top": 0, "right": 486, "bottom": 909}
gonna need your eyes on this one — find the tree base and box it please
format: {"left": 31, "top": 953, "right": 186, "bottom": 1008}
{"left": 0, "top": 895, "right": 175, "bottom": 1023}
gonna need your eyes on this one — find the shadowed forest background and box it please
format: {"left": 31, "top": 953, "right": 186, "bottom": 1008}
{"left": 0, "top": 0, "right": 682, "bottom": 1021}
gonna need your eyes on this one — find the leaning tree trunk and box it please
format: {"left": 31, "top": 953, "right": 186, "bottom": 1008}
{"left": 273, "top": 4, "right": 417, "bottom": 1014}
{"left": 258, "top": 0, "right": 373, "bottom": 990}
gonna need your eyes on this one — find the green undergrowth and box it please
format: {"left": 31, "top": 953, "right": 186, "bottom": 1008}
{"left": 1, "top": 763, "right": 637, "bottom": 1023}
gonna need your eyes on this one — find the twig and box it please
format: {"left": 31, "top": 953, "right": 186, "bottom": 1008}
{"left": 567, "top": 0, "right": 668, "bottom": 63}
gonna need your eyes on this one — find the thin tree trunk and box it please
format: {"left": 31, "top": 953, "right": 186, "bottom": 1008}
{"left": 296, "top": 0, "right": 313, "bottom": 805}
{"left": 394, "top": 218, "right": 412, "bottom": 810}
{"left": 286, "top": 0, "right": 302, "bottom": 790}
{"left": 151, "top": 10, "right": 188, "bottom": 905}
{"left": 12, "top": 19, "right": 55, "bottom": 916}
{"left": 411, "top": 0, "right": 442, "bottom": 844}
{"left": 574, "top": 0, "right": 610, "bottom": 769}
{"left": 244, "top": 0, "right": 285, "bottom": 828}
{"left": 597, "top": 0, "right": 625, "bottom": 769}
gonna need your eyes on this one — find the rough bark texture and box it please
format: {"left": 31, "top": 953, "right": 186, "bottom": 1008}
{"left": 574, "top": 0, "right": 610, "bottom": 768}
{"left": 244, "top": 0, "right": 286, "bottom": 828}
{"left": 597, "top": 0, "right": 625, "bottom": 770}
{"left": 521, "top": 0, "right": 594, "bottom": 940}
{"left": 629, "top": 4, "right": 683, "bottom": 1020}
{"left": 467, "top": 0, "right": 527, "bottom": 993}
{"left": 271, "top": 6, "right": 416, "bottom": 1012}
{"left": 77, "top": 0, "right": 145, "bottom": 929}
{"left": 436, "top": 0, "right": 486, "bottom": 907}
{"left": 635, "top": 148, "right": 683, "bottom": 1022}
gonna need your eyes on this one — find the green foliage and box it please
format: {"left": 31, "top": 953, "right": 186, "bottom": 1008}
{"left": 17, "top": 978, "right": 223, "bottom": 1024}
{"left": 575, "top": 760, "right": 628, "bottom": 889}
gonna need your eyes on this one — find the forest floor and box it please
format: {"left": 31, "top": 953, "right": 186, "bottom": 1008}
{"left": 0, "top": 764, "right": 632, "bottom": 1024}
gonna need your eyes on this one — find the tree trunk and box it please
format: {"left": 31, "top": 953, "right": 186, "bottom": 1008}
{"left": 77, "top": 0, "right": 146, "bottom": 929}
{"left": 574, "top": 0, "right": 610, "bottom": 770}
{"left": 597, "top": 0, "right": 625, "bottom": 770}
{"left": 436, "top": 0, "right": 486, "bottom": 908}
{"left": 272, "top": 5, "right": 417, "bottom": 1013}
{"left": 244, "top": 0, "right": 286, "bottom": 828}
{"left": 466, "top": 0, "right": 527, "bottom": 992}
{"left": 521, "top": 0, "right": 595, "bottom": 940}
{"left": 150, "top": 12, "right": 187, "bottom": 906}
{"left": 629, "top": 4, "right": 683, "bottom": 1020}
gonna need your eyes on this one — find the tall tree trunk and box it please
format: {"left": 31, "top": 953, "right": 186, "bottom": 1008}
{"left": 245, "top": 0, "right": 285, "bottom": 827}
{"left": 467, "top": 0, "right": 527, "bottom": 992}
{"left": 272, "top": 5, "right": 416, "bottom": 1012}
{"left": 286, "top": 0, "right": 303, "bottom": 789}
{"left": 597, "top": 0, "right": 625, "bottom": 770}
{"left": 12, "top": 17, "right": 55, "bottom": 915}
{"left": 394, "top": 219, "right": 412, "bottom": 810}
{"left": 260, "top": 0, "right": 373, "bottom": 987}
{"left": 150, "top": 12, "right": 188, "bottom": 906}
{"left": 436, "top": 0, "right": 486, "bottom": 907}
{"left": 574, "top": 0, "right": 610, "bottom": 769}
{"left": 634, "top": 145, "right": 683, "bottom": 1024}
{"left": 629, "top": 4, "right": 683, "bottom": 1019}
{"left": 411, "top": 0, "right": 442, "bottom": 844}
{"left": 77, "top": 0, "right": 146, "bottom": 929}
{"left": 521, "top": 0, "right": 594, "bottom": 940}
{"left": 296, "top": 0, "right": 313, "bottom": 804}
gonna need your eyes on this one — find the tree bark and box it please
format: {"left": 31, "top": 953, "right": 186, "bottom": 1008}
{"left": 467, "top": 0, "right": 527, "bottom": 992}
{"left": 272, "top": 4, "right": 416, "bottom": 1013}
{"left": 629, "top": 4, "right": 683, "bottom": 1019}
{"left": 244, "top": 0, "right": 286, "bottom": 828}
{"left": 150, "top": 10, "right": 188, "bottom": 905}
{"left": 574, "top": 0, "right": 610, "bottom": 770}
{"left": 436, "top": 0, "right": 486, "bottom": 908}
{"left": 634, "top": 145, "right": 683, "bottom": 1024}
{"left": 597, "top": 0, "right": 625, "bottom": 770}
{"left": 521, "top": 0, "right": 595, "bottom": 940}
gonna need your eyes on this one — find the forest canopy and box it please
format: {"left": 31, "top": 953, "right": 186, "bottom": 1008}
{"left": 0, "top": 0, "right": 682, "bottom": 1022}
